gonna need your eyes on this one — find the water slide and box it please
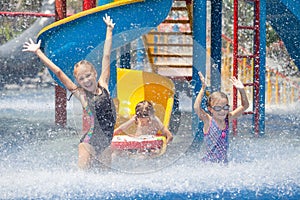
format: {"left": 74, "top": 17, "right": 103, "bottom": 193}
{"left": 37, "top": 0, "right": 173, "bottom": 86}
{"left": 266, "top": 0, "right": 300, "bottom": 69}
{"left": 0, "top": 0, "right": 54, "bottom": 87}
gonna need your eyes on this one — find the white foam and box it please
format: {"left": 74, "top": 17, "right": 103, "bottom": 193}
{"left": 0, "top": 88, "right": 299, "bottom": 199}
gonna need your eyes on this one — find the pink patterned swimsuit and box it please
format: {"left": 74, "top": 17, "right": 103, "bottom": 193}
{"left": 202, "top": 117, "right": 229, "bottom": 163}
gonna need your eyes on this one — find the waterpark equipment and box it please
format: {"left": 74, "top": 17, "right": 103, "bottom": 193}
{"left": 266, "top": 0, "right": 300, "bottom": 69}
{"left": 35, "top": 0, "right": 174, "bottom": 127}
{"left": 0, "top": 0, "right": 54, "bottom": 87}
{"left": 36, "top": 0, "right": 173, "bottom": 87}
{"left": 36, "top": 0, "right": 175, "bottom": 155}
{"left": 222, "top": 35, "right": 300, "bottom": 107}
{"left": 115, "top": 68, "right": 174, "bottom": 127}
{"left": 1, "top": 0, "right": 300, "bottom": 199}
{"left": 1, "top": 0, "right": 300, "bottom": 137}
{"left": 230, "top": 0, "right": 300, "bottom": 135}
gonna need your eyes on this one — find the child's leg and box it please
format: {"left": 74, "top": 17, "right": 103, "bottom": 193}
{"left": 97, "top": 146, "right": 112, "bottom": 169}
{"left": 78, "top": 143, "right": 95, "bottom": 170}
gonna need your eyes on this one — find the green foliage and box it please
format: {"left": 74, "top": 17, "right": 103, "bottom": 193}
{"left": 0, "top": 0, "right": 42, "bottom": 45}
{"left": 266, "top": 23, "right": 280, "bottom": 47}
{"left": 0, "top": 0, "right": 84, "bottom": 45}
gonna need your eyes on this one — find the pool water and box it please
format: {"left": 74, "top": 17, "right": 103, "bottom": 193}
{"left": 0, "top": 88, "right": 299, "bottom": 199}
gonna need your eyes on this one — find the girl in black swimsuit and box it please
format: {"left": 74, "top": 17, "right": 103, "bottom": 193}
{"left": 23, "top": 14, "right": 116, "bottom": 170}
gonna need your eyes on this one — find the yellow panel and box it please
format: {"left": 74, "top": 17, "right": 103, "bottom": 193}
{"left": 117, "top": 69, "right": 145, "bottom": 118}
{"left": 116, "top": 68, "right": 174, "bottom": 128}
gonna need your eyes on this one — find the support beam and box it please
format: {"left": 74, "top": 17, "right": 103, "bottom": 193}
{"left": 210, "top": 0, "right": 222, "bottom": 92}
{"left": 257, "top": 0, "right": 266, "bottom": 135}
{"left": 191, "top": 0, "right": 207, "bottom": 149}
{"left": 54, "top": 0, "right": 67, "bottom": 126}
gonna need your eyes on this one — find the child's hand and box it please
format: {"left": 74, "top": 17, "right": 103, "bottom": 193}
{"left": 113, "top": 129, "right": 122, "bottom": 135}
{"left": 22, "top": 38, "right": 41, "bottom": 53}
{"left": 230, "top": 76, "right": 244, "bottom": 89}
{"left": 103, "top": 14, "right": 115, "bottom": 29}
{"left": 198, "top": 72, "right": 206, "bottom": 88}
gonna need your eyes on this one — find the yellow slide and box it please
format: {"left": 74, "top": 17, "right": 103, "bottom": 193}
{"left": 112, "top": 68, "right": 175, "bottom": 157}
{"left": 115, "top": 68, "right": 174, "bottom": 128}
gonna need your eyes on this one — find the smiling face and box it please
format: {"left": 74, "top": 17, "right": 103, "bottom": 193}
{"left": 209, "top": 98, "right": 229, "bottom": 120}
{"left": 207, "top": 92, "right": 229, "bottom": 120}
{"left": 74, "top": 60, "right": 97, "bottom": 93}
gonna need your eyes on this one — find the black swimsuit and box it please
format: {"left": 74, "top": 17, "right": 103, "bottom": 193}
{"left": 81, "top": 86, "right": 116, "bottom": 154}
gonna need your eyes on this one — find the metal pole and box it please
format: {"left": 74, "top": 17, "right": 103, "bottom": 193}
{"left": 191, "top": 0, "right": 207, "bottom": 149}
{"left": 232, "top": 0, "right": 238, "bottom": 135}
{"left": 55, "top": 0, "right": 67, "bottom": 126}
{"left": 0, "top": 11, "right": 56, "bottom": 17}
{"left": 210, "top": 0, "right": 222, "bottom": 92}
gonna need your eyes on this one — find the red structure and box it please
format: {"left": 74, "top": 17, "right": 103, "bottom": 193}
{"left": 54, "top": 0, "right": 67, "bottom": 126}
{"left": 0, "top": 12, "right": 57, "bottom": 17}
{"left": 233, "top": 0, "right": 262, "bottom": 136}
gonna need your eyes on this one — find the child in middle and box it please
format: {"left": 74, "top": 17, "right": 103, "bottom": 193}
{"left": 194, "top": 72, "right": 249, "bottom": 163}
{"left": 114, "top": 100, "right": 173, "bottom": 144}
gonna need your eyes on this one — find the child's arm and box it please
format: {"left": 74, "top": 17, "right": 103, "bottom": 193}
{"left": 193, "top": 72, "right": 210, "bottom": 126}
{"left": 98, "top": 14, "right": 115, "bottom": 91}
{"left": 161, "top": 127, "right": 173, "bottom": 144}
{"left": 113, "top": 116, "right": 135, "bottom": 135}
{"left": 22, "top": 39, "right": 77, "bottom": 92}
{"left": 229, "top": 76, "right": 250, "bottom": 119}
{"left": 154, "top": 116, "right": 173, "bottom": 144}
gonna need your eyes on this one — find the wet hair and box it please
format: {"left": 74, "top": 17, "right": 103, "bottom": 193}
{"left": 73, "top": 60, "right": 97, "bottom": 78}
{"left": 135, "top": 100, "right": 155, "bottom": 118}
{"left": 207, "top": 91, "right": 228, "bottom": 107}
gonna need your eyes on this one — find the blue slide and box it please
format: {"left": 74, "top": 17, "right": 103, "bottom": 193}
{"left": 37, "top": 0, "right": 172, "bottom": 87}
{"left": 267, "top": 0, "right": 300, "bottom": 69}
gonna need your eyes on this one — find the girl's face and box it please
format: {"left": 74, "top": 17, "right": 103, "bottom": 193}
{"left": 208, "top": 98, "right": 230, "bottom": 120}
{"left": 75, "top": 66, "right": 97, "bottom": 93}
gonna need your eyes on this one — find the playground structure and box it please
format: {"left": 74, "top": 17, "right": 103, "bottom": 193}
{"left": 221, "top": 35, "right": 300, "bottom": 106}
{"left": 1, "top": 0, "right": 299, "bottom": 139}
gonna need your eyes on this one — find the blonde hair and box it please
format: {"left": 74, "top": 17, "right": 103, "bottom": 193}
{"left": 207, "top": 91, "right": 228, "bottom": 107}
{"left": 135, "top": 100, "right": 155, "bottom": 118}
{"left": 73, "top": 60, "right": 97, "bottom": 78}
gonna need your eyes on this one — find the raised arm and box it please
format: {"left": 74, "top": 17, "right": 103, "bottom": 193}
{"left": 229, "top": 76, "right": 250, "bottom": 119}
{"left": 22, "top": 39, "right": 77, "bottom": 91}
{"left": 98, "top": 14, "right": 115, "bottom": 90}
{"left": 193, "top": 72, "right": 210, "bottom": 125}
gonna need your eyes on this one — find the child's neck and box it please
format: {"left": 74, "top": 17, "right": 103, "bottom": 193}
{"left": 213, "top": 117, "right": 226, "bottom": 129}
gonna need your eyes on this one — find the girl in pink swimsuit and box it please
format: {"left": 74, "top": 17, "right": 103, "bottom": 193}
{"left": 194, "top": 72, "right": 249, "bottom": 163}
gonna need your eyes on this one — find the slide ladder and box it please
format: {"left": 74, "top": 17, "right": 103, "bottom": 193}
{"left": 233, "top": 0, "right": 262, "bottom": 135}
{"left": 143, "top": 0, "right": 193, "bottom": 81}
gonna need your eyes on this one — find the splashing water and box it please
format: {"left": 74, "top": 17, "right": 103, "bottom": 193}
{"left": 0, "top": 88, "right": 299, "bottom": 199}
